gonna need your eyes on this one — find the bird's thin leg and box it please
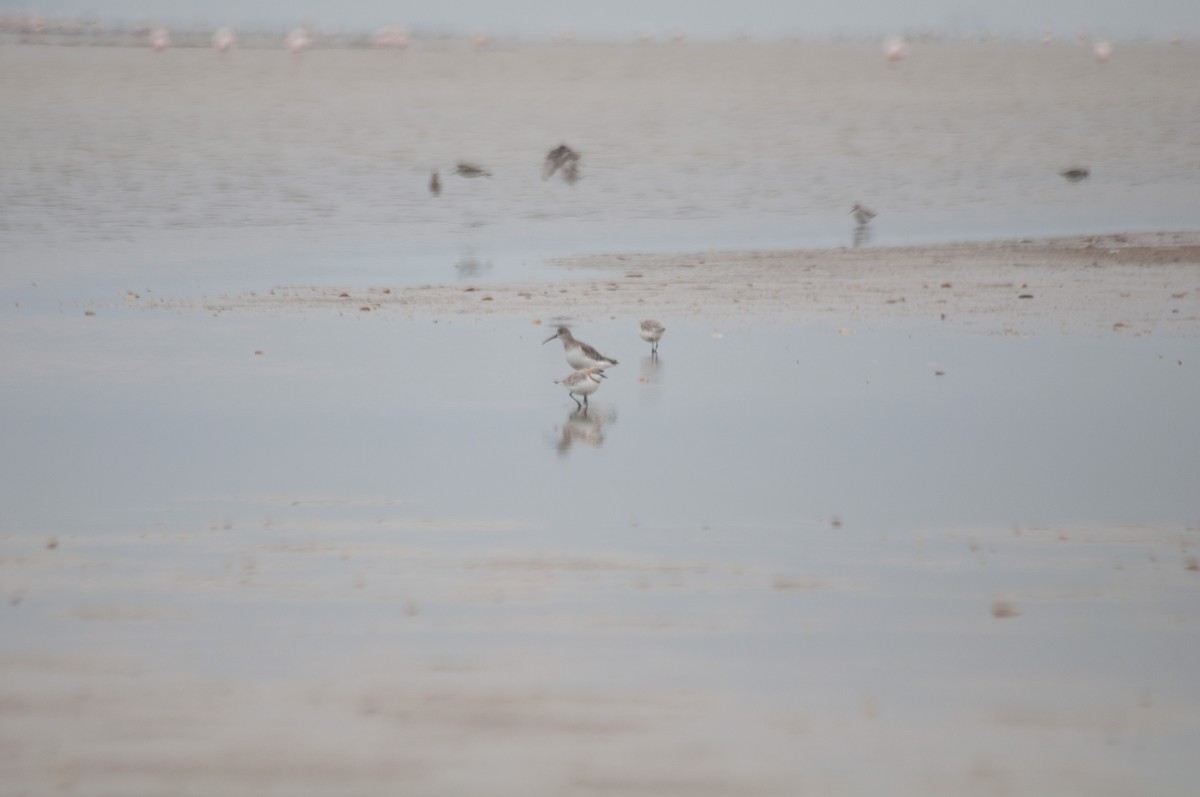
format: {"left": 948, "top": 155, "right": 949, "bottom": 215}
{"left": 570, "top": 393, "right": 582, "bottom": 409}
{"left": 583, "top": 394, "right": 589, "bottom": 408}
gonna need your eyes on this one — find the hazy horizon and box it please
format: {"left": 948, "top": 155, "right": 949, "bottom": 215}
{"left": 8, "top": 0, "right": 1200, "bottom": 39}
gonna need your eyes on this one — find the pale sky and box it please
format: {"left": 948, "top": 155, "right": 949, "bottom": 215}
{"left": 15, "top": 0, "right": 1200, "bottom": 38}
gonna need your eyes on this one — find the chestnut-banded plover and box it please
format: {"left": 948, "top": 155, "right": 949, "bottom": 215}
{"left": 556, "top": 367, "right": 606, "bottom": 409}
{"left": 850, "top": 202, "right": 876, "bottom": 226}
{"left": 543, "top": 326, "right": 618, "bottom": 371}
{"left": 639, "top": 319, "right": 665, "bottom": 353}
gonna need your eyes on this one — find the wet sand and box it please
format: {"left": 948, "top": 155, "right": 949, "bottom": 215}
{"left": 154, "top": 232, "right": 1200, "bottom": 335}
{"left": 4, "top": 232, "right": 1200, "bottom": 796}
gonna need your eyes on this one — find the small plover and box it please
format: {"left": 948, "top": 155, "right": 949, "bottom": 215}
{"left": 556, "top": 367, "right": 606, "bottom": 410}
{"left": 639, "top": 319, "right": 665, "bottom": 354}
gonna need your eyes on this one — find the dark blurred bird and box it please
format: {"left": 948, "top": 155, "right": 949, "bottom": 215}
{"left": 543, "top": 144, "right": 581, "bottom": 181}
{"left": 452, "top": 162, "right": 492, "bottom": 178}
{"left": 850, "top": 202, "right": 876, "bottom": 226}
{"left": 1059, "top": 167, "right": 1089, "bottom": 182}
{"left": 429, "top": 170, "right": 441, "bottom": 196}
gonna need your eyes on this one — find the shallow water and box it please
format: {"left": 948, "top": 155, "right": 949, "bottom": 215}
{"left": 3, "top": 313, "right": 1198, "bottom": 538}
{"left": 3, "top": 41, "right": 1200, "bottom": 292}
{"left": 2, "top": 310, "right": 1199, "bottom": 793}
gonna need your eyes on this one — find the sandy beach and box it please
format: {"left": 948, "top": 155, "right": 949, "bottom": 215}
{"left": 3, "top": 39, "right": 1200, "bottom": 797}
{"left": 5, "top": 231, "right": 1199, "bottom": 796}
{"left": 164, "top": 232, "right": 1200, "bottom": 334}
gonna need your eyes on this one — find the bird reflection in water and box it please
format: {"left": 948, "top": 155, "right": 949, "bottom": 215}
{"left": 852, "top": 224, "right": 873, "bottom": 248}
{"left": 639, "top": 354, "right": 665, "bottom": 406}
{"left": 550, "top": 406, "right": 617, "bottom": 458}
{"left": 455, "top": 256, "right": 491, "bottom": 278}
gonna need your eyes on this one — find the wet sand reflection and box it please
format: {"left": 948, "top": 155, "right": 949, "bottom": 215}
{"left": 454, "top": 255, "right": 491, "bottom": 278}
{"left": 638, "top": 354, "right": 665, "bottom": 406}
{"left": 853, "top": 224, "right": 873, "bottom": 248}
{"left": 549, "top": 405, "right": 616, "bottom": 457}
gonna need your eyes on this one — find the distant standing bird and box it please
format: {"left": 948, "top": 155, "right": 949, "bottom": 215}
{"left": 429, "top": 171, "right": 441, "bottom": 196}
{"left": 543, "top": 326, "right": 618, "bottom": 371}
{"left": 375, "top": 25, "right": 409, "bottom": 49}
{"left": 1059, "top": 167, "right": 1089, "bottom": 182}
{"left": 452, "top": 162, "right": 491, "bottom": 178}
{"left": 850, "top": 202, "right": 876, "bottom": 226}
{"left": 556, "top": 367, "right": 606, "bottom": 410}
{"left": 883, "top": 36, "right": 909, "bottom": 62}
{"left": 212, "top": 27, "right": 235, "bottom": 53}
{"left": 286, "top": 27, "right": 312, "bottom": 54}
{"left": 1093, "top": 41, "right": 1113, "bottom": 63}
{"left": 149, "top": 27, "right": 170, "bottom": 51}
{"left": 639, "top": 319, "right": 665, "bottom": 354}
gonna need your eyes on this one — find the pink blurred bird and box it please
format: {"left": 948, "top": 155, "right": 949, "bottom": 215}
{"left": 286, "top": 26, "right": 312, "bottom": 54}
{"left": 149, "top": 26, "right": 169, "bottom": 52}
{"left": 212, "top": 27, "right": 235, "bottom": 53}
{"left": 375, "top": 25, "right": 408, "bottom": 49}
{"left": 883, "top": 36, "right": 909, "bottom": 62}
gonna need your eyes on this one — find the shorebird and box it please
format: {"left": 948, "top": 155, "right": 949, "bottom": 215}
{"left": 543, "top": 144, "right": 581, "bottom": 180}
{"left": 452, "top": 162, "right": 491, "bottom": 178}
{"left": 639, "top": 319, "right": 665, "bottom": 354}
{"left": 850, "top": 202, "right": 876, "bottom": 226}
{"left": 429, "top": 170, "right": 441, "bottom": 196}
{"left": 286, "top": 26, "right": 311, "bottom": 54}
{"left": 1059, "top": 167, "right": 1089, "bottom": 182}
{"left": 556, "top": 367, "right": 606, "bottom": 410}
{"left": 883, "top": 36, "right": 909, "bottom": 62}
{"left": 149, "top": 26, "right": 170, "bottom": 51}
{"left": 375, "top": 25, "right": 409, "bottom": 49}
{"left": 543, "top": 326, "right": 618, "bottom": 371}
{"left": 212, "top": 27, "right": 235, "bottom": 53}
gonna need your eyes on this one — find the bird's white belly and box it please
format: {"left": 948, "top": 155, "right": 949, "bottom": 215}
{"left": 566, "top": 349, "right": 598, "bottom": 369}
{"left": 570, "top": 375, "right": 601, "bottom": 396}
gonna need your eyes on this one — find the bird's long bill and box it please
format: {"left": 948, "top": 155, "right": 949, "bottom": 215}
{"left": 542, "top": 332, "right": 558, "bottom": 344}
{"left": 597, "top": 371, "right": 608, "bottom": 379}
